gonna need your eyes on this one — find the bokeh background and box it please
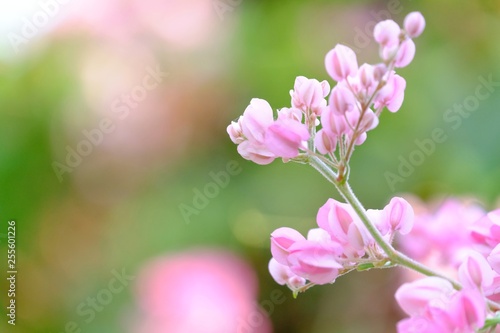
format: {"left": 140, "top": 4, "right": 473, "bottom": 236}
{"left": 1, "top": 0, "right": 500, "bottom": 332}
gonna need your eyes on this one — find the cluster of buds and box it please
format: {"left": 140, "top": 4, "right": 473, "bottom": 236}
{"left": 228, "top": 12, "right": 425, "bottom": 180}
{"left": 393, "top": 200, "right": 500, "bottom": 332}
{"left": 226, "top": 9, "right": 500, "bottom": 333}
{"left": 268, "top": 197, "right": 413, "bottom": 293}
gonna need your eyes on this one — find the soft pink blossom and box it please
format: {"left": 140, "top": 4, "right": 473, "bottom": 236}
{"left": 355, "top": 109, "right": 379, "bottom": 132}
{"left": 316, "top": 198, "right": 370, "bottom": 256}
{"left": 396, "top": 277, "right": 455, "bottom": 316}
{"left": 404, "top": 12, "right": 426, "bottom": 38}
{"left": 270, "top": 227, "right": 306, "bottom": 265}
{"left": 268, "top": 258, "right": 307, "bottom": 290}
{"left": 382, "top": 197, "right": 414, "bottom": 235}
{"left": 447, "top": 289, "right": 486, "bottom": 331}
{"left": 395, "top": 39, "right": 416, "bottom": 68}
{"left": 399, "top": 198, "right": 485, "bottom": 271}
{"left": 357, "top": 63, "right": 378, "bottom": 93}
{"left": 237, "top": 141, "right": 275, "bottom": 165}
{"left": 396, "top": 277, "right": 487, "bottom": 333}
{"left": 132, "top": 250, "right": 271, "bottom": 333}
{"left": 325, "top": 44, "right": 358, "bottom": 82}
{"left": 471, "top": 209, "right": 500, "bottom": 251}
{"left": 290, "top": 76, "right": 330, "bottom": 115}
{"left": 320, "top": 108, "right": 347, "bottom": 136}
{"left": 374, "top": 73, "right": 406, "bottom": 112}
{"left": 314, "top": 129, "right": 337, "bottom": 154}
{"left": 487, "top": 244, "right": 500, "bottom": 274}
{"left": 287, "top": 240, "right": 343, "bottom": 284}
{"left": 317, "top": 199, "right": 356, "bottom": 243}
{"left": 227, "top": 118, "right": 244, "bottom": 144}
{"left": 240, "top": 98, "right": 275, "bottom": 144}
{"left": 265, "top": 116, "right": 309, "bottom": 159}
{"left": 458, "top": 251, "right": 495, "bottom": 289}
{"left": 374, "top": 20, "right": 401, "bottom": 47}
{"left": 329, "top": 84, "right": 356, "bottom": 115}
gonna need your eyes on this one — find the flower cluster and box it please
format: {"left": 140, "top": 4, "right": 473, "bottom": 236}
{"left": 226, "top": 9, "right": 500, "bottom": 333}
{"left": 395, "top": 200, "right": 500, "bottom": 332}
{"left": 228, "top": 12, "right": 425, "bottom": 180}
{"left": 269, "top": 197, "right": 413, "bottom": 292}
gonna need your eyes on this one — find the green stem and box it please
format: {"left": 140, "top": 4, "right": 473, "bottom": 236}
{"left": 309, "top": 156, "right": 462, "bottom": 290}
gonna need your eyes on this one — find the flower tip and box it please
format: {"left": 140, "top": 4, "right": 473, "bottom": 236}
{"left": 404, "top": 12, "right": 425, "bottom": 38}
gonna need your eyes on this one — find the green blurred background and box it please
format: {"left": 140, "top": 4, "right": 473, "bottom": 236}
{"left": 1, "top": 0, "right": 500, "bottom": 332}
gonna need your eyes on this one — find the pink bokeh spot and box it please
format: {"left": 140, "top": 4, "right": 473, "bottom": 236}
{"left": 133, "top": 250, "right": 272, "bottom": 333}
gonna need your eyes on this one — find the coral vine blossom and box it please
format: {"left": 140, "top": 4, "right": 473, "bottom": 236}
{"left": 227, "top": 10, "right": 500, "bottom": 333}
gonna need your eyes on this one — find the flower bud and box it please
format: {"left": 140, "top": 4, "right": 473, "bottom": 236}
{"left": 325, "top": 44, "right": 358, "bottom": 82}
{"left": 458, "top": 252, "right": 494, "bottom": 289}
{"left": 320, "top": 108, "right": 347, "bottom": 136}
{"left": 374, "top": 20, "right": 401, "bottom": 47}
{"left": 404, "top": 12, "right": 426, "bottom": 38}
{"left": 288, "top": 240, "right": 343, "bottom": 284}
{"left": 237, "top": 141, "right": 275, "bottom": 165}
{"left": 488, "top": 244, "right": 500, "bottom": 274}
{"left": 329, "top": 84, "right": 356, "bottom": 115}
{"left": 358, "top": 63, "right": 376, "bottom": 90}
{"left": 382, "top": 197, "right": 414, "bottom": 235}
{"left": 265, "top": 116, "right": 309, "bottom": 159}
{"left": 240, "top": 98, "right": 274, "bottom": 144}
{"left": 227, "top": 118, "right": 244, "bottom": 144}
{"left": 314, "top": 129, "right": 337, "bottom": 154}
{"left": 395, "top": 277, "right": 454, "bottom": 316}
{"left": 268, "top": 258, "right": 306, "bottom": 289}
{"left": 395, "top": 39, "right": 416, "bottom": 68}
{"left": 374, "top": 73, "right": 406, "bottom": 112}
{"left": 357, "top": 109, "right": 379, "bottom": 132}
{"left": 317, "top": 198, "right": 355, "bottom": 243}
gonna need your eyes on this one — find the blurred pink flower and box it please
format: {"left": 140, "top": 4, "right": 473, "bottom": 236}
{"left": 132, "top": 250, "right": 272, "bottom": 333}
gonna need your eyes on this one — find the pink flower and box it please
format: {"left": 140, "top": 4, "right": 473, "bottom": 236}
{"left": 374, "top": 20, "right": 401, "bottom": 47}
{"left": 357, "top": 63, "right": 378, "bottom": 93}
{"left": 471, "top": 209, "right": 500, "bottom": 250}
{"left": 320, "top": 108, "right": 347, "bottom": 136}
{"left": 399, "top": 198, "right": 485, "bottom": 271}
{"left": 447, "top": 289, "right": 486, "bottom": 331}
{"left": 290, "top": 76, "right": 330, "bottom": 115}
{"left": 264, "top": 115, "right": 309, "bottom": 159}
{"left": 227, "top": 118, "right": 244, "bottom": 144}
{"left": 395, "top": 39, "right": 416, "bottom": 68}
{"left": 404, "top": 12, "right": 426, "bottom": 38}
{"left": 317, "top": 199, "right": 356, "bottom": 243}
{"left": 316, "top": 198, "right": 370, "bottom": 255}
{"left": 270, "top": 227, "right": 306, "bottom": 265}
{"left": 458, "top": 251, "right": 495, "bottom": 289}
{"left": 397, "top": 314, "right": 450, "bottom": 333}
{"left": 314, "top": 129, "right": 337, "bottom": 154}
{"left": 287, "top": 240, "right": 343, "bottom": 284}
{"left": 132, "top": 250, "right": 272, "bottom": 333}
{"left": 374, "top": 73, "right": 406, "bottom": 112}
{"left": 353, "top": 109, "right": 379, "bottom": 132}
{"left": 268, "top": 258, "right": 307, "bottom": 290}
{"left": 237, "top": 141, "right": 275, "bottom": 165}
{"left": 382, "top": 197, "right": 414, "bottom": 235}
{"left": 325, "top": 44, "right": 358, "bottom": 82}
{"left": 329, "top": 84, "right": 356, "bottom": 115}
{"left": 240, "top": 98, "right": 274, "bottom": 144}
{"left": 487, "top": 244, "right": 500, "bottom": 274}
{"left": 395, "top": 277, "right": 455, "bottom": 316}
{"left": 396, "top": 277, "right": 487, "bottom": 333}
